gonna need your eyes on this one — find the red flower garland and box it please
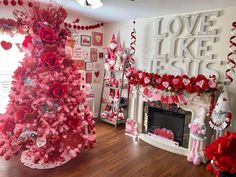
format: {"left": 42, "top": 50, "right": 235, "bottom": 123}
{"left": 126, "top": 68, "right": 217, "bottom": 94}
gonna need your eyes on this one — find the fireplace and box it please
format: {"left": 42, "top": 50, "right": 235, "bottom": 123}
{"left": 128, "top": 86, "right": 212, "bottom": 159}
{"left": 143, "top": 102, "right": 192, "bottom": 148}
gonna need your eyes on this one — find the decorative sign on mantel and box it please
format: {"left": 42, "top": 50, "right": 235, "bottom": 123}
{"left": 150, "top": 10, "right": 225, "bottom": 79}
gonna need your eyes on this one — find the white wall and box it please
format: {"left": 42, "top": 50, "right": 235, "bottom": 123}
{"left": 0, "top": 4, "right": 104, "bottom": 117}
{"left": 104, "top": 7, "right": 236, "bottom": 131}
{"left": 66, "top": 13, "right": 104, "bottom": 118}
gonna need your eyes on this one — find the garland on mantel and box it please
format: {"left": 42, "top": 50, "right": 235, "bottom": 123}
{"left": 126, "top": 67, "right": 217, "bottom": 105}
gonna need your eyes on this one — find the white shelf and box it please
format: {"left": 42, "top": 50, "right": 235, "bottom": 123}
{"left": 101, "top": 101, "right": 128, "bottom": 107}
{"left": 100, "top": 118, "right": 126, "bottom": 125}
{"left": 99, "top": 60, "right": 129, "bottom": 129}
{"left": 103, "top": 85, "right": 127, "bottom": 89}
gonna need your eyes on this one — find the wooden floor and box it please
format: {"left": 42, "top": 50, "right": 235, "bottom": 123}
{"left": 0, "top": 122, "right": 215, "bottom": 177}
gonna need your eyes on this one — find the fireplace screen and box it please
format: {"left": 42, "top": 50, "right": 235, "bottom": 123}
{"left": 143, "top": 102, "right": 191, "bottom": 148}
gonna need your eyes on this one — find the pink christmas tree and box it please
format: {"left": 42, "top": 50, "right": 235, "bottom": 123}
{"left": 0, "top": 3, "right": 95, "bottom": 169}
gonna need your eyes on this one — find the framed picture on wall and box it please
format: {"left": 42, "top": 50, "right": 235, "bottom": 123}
{"left": 90, "top": 48, "right": 98, "bottom": 62}
{"left": 72, "top": 60, "right": 85, "bottom": 70}
{"left": 83, "top": 49, "right": 90, "bottom": 62}
{"left": 93, "top": 62, "right": 102, "bottom": 83}
{"left": 66, "top": 37, "right": 76, "bottom": 48}
{"left": 85, "top": 62, "right": 93, "bottom": 71}
{"left": 92, "top": 32, "right": 103, "bottom": 46}
{"left": 86, "top": 72, "right": 93, "bottom": 83}
{"left": 81, "top": 35, "right": 91, "bottom": 46}
{"left": 73, "top": 46, "right": 83, "bottom": 58}
{"left": 99, "top": 52, "right": 104, "bottom": 59}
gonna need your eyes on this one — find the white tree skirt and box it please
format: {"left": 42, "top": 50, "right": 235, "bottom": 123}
{"left": 21, "top": 150, "right": 72, "bottom": 169}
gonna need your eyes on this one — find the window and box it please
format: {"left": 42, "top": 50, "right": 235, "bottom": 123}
{"left": 0, "top": 34, "right": 24, "bottom": 113}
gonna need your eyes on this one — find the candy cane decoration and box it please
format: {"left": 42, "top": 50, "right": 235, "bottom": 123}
{"left": 130, "top": 19, "right": 136, "bottom": 63}
{"left": 225, "top": 22, "right": 236, "bottom": 82}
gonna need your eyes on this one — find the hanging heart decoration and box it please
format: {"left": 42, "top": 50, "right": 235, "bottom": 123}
{"left": 95, "top": 71, "right": 100, "bottom": 78}
{"left": 1, "top": 40, "right": 12, "bottom": 50}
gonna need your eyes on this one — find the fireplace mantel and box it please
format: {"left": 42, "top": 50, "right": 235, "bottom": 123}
{"left": 128, "top": 86, "right": 212, "bottom": 162}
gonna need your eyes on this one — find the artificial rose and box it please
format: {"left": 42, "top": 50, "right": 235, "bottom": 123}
{"left": 39, "top": 26, "right": 57, "bottom": 43}
{"left": 156, "top": 84, "right": 165, "bottom": 90}
{"left": 172, "top": 77, "right": 183, "bottom": 90}
{"left": 22, "top": 35, "right": 32, "bottom": 48}
{"left": 185, "top": 84, "right": 193, "bottom": 93}
{"left": 194, "top": 85, "right": 201, "bottom": 93}
{"left": 218, "top": 156, "right": 236, "bottom": 173}
{"left": 162, "top": 74, "right": 174, "bottom": 83}
{"left": 41, "top": 52, "right": 60, "bottom": 67}
{"left": 49, "top": 83, "right": 67, "bottom": 98}
{"left": 153, "top": 74, "right": 162, "bottom": 84}
{"left": 205, "top": 144, "right": 218, "bottom": 160}
{"left": 202, "top": 80, "right": 209, "bottom": 90}
{"left": 195, "top": 74, "right": 206, "bottom": 81}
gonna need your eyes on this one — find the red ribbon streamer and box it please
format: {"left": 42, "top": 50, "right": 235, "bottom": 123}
{"left": 130, "top": 29, "right": 136, "bottom": 62}
{"left": 225, "top": 21, "right": 236, "bottom": 82}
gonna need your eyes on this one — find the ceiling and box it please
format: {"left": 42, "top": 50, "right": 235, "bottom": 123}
{"left": 43, "top": 0, "right": 236, "bottom": 22}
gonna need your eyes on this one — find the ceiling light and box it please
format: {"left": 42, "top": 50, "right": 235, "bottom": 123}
{"left": 77, "top": 0, "right": 86, "bottom": 6}
{"left": 76, "top": 0, "right": 103, "bottom": 9}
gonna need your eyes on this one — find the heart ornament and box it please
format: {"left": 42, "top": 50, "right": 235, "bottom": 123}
{"left": 1, "top": 40, "right": 12, "bottom": 50}
{"left": 95, "top": 71, "right": 100, "bottom": 78}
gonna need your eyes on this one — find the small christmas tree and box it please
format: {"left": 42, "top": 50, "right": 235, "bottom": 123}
{"left": 0, "top": 3, "right": 95, "bottom": 169}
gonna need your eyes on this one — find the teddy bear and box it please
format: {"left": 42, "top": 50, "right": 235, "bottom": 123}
{"left": 187, "top": 106, "right": 207, "bottom": 165}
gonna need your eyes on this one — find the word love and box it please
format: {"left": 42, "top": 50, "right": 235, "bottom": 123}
{"left": 154, "top": 11, "right": 219, "bottom": 59}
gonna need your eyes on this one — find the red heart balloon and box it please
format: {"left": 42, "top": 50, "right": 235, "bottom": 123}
{"left": 95, "top": 71, "right": 99, "bottom": 78}
{"left": 1, "top": 40, "right": 12, "bottom": 50}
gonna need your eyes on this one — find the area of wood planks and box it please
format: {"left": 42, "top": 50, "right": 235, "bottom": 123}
{"left": 0, "top": 122, "right": 214, "bottom": 177}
